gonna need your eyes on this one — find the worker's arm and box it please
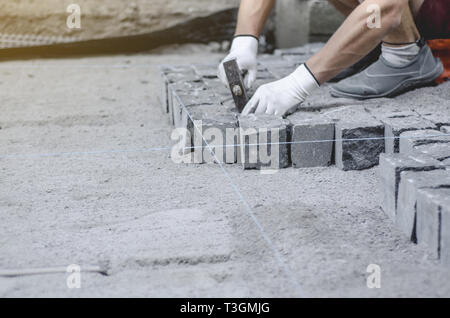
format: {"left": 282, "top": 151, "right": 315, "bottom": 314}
{"left": 243, "top": 0, "right": 409, "bottom": 116}
{"left": 235, "top": 0, "right": 276, "bottom": 37}
{"left": 218, "top": 0, "right": 276, "bottom": 89}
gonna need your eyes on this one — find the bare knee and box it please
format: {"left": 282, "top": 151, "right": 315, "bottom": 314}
{"left": 374, "top": 0, "right": 408, "bottom": 30}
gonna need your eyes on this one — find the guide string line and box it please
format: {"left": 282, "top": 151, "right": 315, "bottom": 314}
{"left": 1, "top": 133, "right": 449, "bottom": 159}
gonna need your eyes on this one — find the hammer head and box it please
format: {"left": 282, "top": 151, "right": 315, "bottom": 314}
{"left": 223, "top": 59, "right": 249, "bottom": 113}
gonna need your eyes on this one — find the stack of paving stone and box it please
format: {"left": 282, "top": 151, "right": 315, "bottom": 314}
{"left": 160, "top": 43, "right": 450, "bottom": 174}
{"left": 378, "top": 116, "right": 450, "bottom": 263}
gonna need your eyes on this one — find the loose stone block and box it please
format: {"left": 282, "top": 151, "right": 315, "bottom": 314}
{"left": 238, "top": 114, "right": 290, "bottom": 170}
{"left": 397, "top": 170, "right": 450, "bottom": 241}
{"left": 335, "top": 119, "right": 385, "bottom": 171}
{"left": 380, "top": 114, "right": 436, "bottom": 153}
{"left": 399, "top": 130, "right": 450, "bottom": 154}
{"left": 288, "top": 111, "right": 334, "bottom": 168}
{"left": 416, "top": 188, "right": 450, "bottom": 259}
{"left": 378, "top": 153, "right": 443, "bottom": 221}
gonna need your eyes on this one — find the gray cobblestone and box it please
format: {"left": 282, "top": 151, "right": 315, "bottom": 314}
{"left": 399, "top": 130, "right": 450, "bottom": 154}
{"left": 414, "top": 104, "right": 450, "bottom": 129}
{"left": 186, "top": 106, "right": 238, "bottom": 164}
{"left": 335, "top": 119, "right": 385, "bottom": 171}
{"left": 440, "top": 195, "right": 450, "bottom": 265}
{"left": 287, "top": 111, "right": 334, "bottom": 168}
{"left": 416, "top": 188, "right": 450, "bottom": 259}
{"left": 170, "top": 87, "right": 214, "bottom": 128}
{"left": 397, "top": 170, "right": 450, "bottom": 241}
{"left": 378, "top": 153, "right": 443, "bottom": 221}
{"left": 238, "top": 114, "right": 290, "bottom": 170}
{"left": 414, "top": 143, "right": 450, "bottom": 162}
{"left": 375, "top": 111, "right": 436, "bottom": 153}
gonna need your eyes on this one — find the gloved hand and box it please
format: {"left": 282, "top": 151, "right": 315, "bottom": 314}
{"left": 242, "top": 64, "right": 320, "bottom": 116}
{"left": 218, "top": 35, "right": 258, "bottom": 89}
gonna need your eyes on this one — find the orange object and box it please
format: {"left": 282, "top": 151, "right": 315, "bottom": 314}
{"left": 428, "top": 39, "right": 450, "bottom": 83}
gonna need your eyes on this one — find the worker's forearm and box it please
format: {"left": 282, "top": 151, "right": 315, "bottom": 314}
{"left": 235, "top": 0, "right": 276, "bottom": 37}
{"left": 307, "top": 0, "right": 407, "bottom": 84}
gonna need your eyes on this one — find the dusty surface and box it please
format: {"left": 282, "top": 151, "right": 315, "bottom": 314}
{"left": 0, "top": 0, "right": 239, "bottom": 39}
{"left": 1, "top": 46, "right": 450, "bottom": 297}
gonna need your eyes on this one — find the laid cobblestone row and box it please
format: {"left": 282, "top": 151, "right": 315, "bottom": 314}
{"left": 379, "top": 126, "right": 450, "bottom": 264}
{"left": 160, "top": 44, "right": 450, "bottom": 174}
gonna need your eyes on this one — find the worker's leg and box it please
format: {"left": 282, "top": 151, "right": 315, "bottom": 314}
{"left": 378, "top": 5, "right": 421, "bottom": 68}
{"left": 383, "top": 5, "right": 420, "bottom": 44}
{"left": 328, "top": 0, "right": 421, "bottom": 82}
{"left": 327, "top": 0, "right": 381, "bottom": 82}
{"left": 311, "top": 0, "right": 443, "bottom": 98}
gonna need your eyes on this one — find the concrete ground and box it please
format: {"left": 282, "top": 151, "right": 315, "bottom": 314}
{"left": 1, "top": 46, "right": 450, "bottom": 297}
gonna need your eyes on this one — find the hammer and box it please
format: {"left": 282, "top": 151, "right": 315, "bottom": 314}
{"left": 223, "top": 58, "right": 249, "bottom": 113}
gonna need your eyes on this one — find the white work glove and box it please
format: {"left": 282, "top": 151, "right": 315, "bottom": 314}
{"left": 242, "top": 64, "right": 320, "bottom": 117}
{"left": 218, "top": 35, "right": 258, "bottom": 89}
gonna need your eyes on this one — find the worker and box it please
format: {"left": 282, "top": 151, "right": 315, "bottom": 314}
{"left": 218, "top": 0, "right": 449, "bottom": 116}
